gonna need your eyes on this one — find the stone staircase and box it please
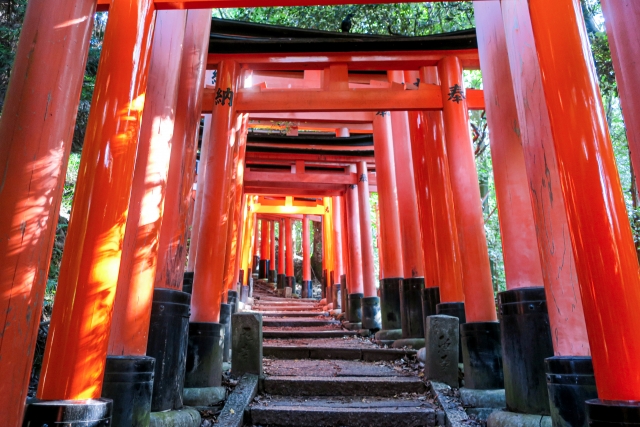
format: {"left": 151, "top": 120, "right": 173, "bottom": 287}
{"left": 245, "top": 280, "right": 441, "bottom": 426}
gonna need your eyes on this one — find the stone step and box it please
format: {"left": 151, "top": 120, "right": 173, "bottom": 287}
{"left": 263, "top": 330, "right": 358, "bottom": 339}
{"left": 253, "top": 306, "right": 323, "bottom": 312}
{"left": 256, "top": 311, "right": 329, "bottom": 317}
{"left": 263, "top": 318, "right": 340, "bottom": 328}
{"left": 263, "top": 345, "right": 417, "bottom": 361}
{"left": 263, "top": 376, "right": 426, "bottom": 397}
{"left": 257, "top": 296, "right": 319, "bottom": 302}
{"left": 250, "top": 395, "right": 436, "bottom": 426}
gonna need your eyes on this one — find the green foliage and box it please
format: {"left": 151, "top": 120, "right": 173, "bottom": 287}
{"left": 0, "top": 0, "right": 27, "bottom": 113}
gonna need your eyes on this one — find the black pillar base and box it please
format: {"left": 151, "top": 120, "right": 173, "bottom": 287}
{"left": 228, "top": 290, "right": 239, "bottom": 314}
{"left": 301, "top": 280, "right": 313, "bottom": 298}
{"left": 252, "top": 255, "right": 260, "bottom": 273}
{"left": 333, "top": 283, "right": 342, "bottom": 310}
{"left": 400, "top": 277, "right": 425, "bottom": 339}
{"left": 340, "top": 274, "right": 348, "bottom": 313}
{"left": 322, "top": 270, "right": 328, "bottom": 299}
{"left": 23, "top": 398, "right": 112, "bottom": 427}
{"left": 102, "top": 356, "right": 154, "bottom": 427}
{"left": 587, "top": 399, "right": 640, "bottom": 426}
{"left": 498, "top": 287, "right": 553, "bottom": 415}
{"left": 361, "top": 296, "right": 382, "bottom": 330}
{"left": 182, "top": 271, "right": 194, "bottom": 295}
{"left": 460, "top": 321, "right": 504, "bottom": 390}
{"left": 259, "top": 260, "right": 270, "bottom": 279}
{"left": 219, "top": 303, "right": 232, "bottom": 363}
{"left": 436, "top": 302, "right": 466, "bottom": 363}
{"left": 380, "top": 277, "right": 403, "bottom": 330}
{"left": 240, "top": 285, "right": 250, "bottom": 302}
{"left": 185, "top": 322, "right": 223, "bottom": 388}
{"left": 348, "top": 293, "right": 364, "bottom": 323}
{"left": 421, "top": 287, "right": 440, "bottom": 335}
{"left": 286, "top": 276, "right": 296, "bottom": 290}
{"left": 277, "top": 274, "right": 286, "bottom": 290}
{"left": 268, "top": 269, "right": 277, "bottom": 283}
{"left": 239, "top": 269, "right": 245, "bottom": 287}
{"left": 547, "top": 356, "right": 597, "bottom": 426}
{"left": 146, "top": 289, "right": 190, "bottom": 412}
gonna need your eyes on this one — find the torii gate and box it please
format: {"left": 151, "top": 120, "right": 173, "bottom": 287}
{"left": 1, "top": 1, "right": 639, "bottom": 426}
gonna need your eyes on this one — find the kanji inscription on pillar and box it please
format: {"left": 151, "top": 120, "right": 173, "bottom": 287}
{"left": 215, "top": 87, "right": 234, "bottom": 106}
{"left": 359, "top": 174, "right": 368, "bottom": 183}
{"left": 447, "top": 84, "right": 466, "bottom": 103}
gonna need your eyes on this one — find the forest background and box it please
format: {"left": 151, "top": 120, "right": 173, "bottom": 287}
{"left": 0, "top": 0, "right": 630, "bottom": 303}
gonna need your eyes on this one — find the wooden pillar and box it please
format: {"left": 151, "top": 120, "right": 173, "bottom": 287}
{"left": 191, "top": 60, "right": 240, "bottom": 323}
{"left": 346, "top": 165, "right": 365, "bottom": 295}
{"left": 357, "top": 161, "right": 377, "bottom": 297}
{"left": 270, "top": 220, "right": 276, "bottom": 274}
{"left": 36, "top": 0, "right": 156, "bottom": 400}
{"left": 438, "top": 57, "right": 497, "bottom": 323}
{"left": 155, "top": 10, "right": 211, "bottom": 289}
{"left": 528, "top": 0, "right": 640, "bottom": 401}
{"left": 108, "top": 10, "right": 187, "bottom": 357}
{"left": 332, "top": 196, "right": 345, "bottom": 278}
{"left": 601, "top": 0, "right": 640, "bottom": 191}
{"left": 278, "top": 218, "right": 286, "bottom": 276}
{"left": 372, "top": 112, "right": 404, "bottom": 279}
{"left": 302, "top": 216, "right": 311, "bottom": 282}
{"left": 0, "top": 0, "right": 96, "bottom": 420}
{"left": 230, "top": 115, "right": 249, "bottom": 288}
{"left": 285, "top": 217, "right": 294, "bottom": 278}
{"left": 501, "top": 0, "right": 589, "bottom": 355}
{"left": 261, "top": 220, "right": 270, "bottom": 260}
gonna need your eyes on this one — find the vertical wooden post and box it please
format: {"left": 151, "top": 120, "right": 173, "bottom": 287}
{"left": 37, "top": 0, "right": 156, "bottom": 401}
{"left": 346, "top": 165, "right": 365, "bottom": 295}
{"left": 285, "top": 217, "right": 294, "bottom": 279}
{"left": 302, "top": 216, "right": 311, "bottom": 282}
{"left": 438, "top": 56, "right": 497, "bottom": 323}
{"left": 332, "top": 196, "right": 345, "bottom": 278}
{"left": 357, "top": 162, "right": 377, "bottom": 298}
{"left": 0, "top": 0, "right": 96, "bottom": 421}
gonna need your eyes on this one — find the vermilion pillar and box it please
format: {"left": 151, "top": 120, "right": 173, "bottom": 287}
{"left": 191, "top": 60, "right": 240, "bottom": 323}
{"left": 346, "top": 165, "right": 365, "bottom": 295}
{"left": 438, "top": 57, "right": 497, "bottom": 323}
{"left": 270, "top": 220, "right": 277, "bottom": 277}
{"left": 388, "top": 71, "right": 425, "bottom": 280}
{"left": 259, "top": 219, "right": 270, "bottom": 279}
{"left": 0, "top": 0, "right": 95, "bottom": 422}
{"left": 323, "top": 197, "right": 334, "bottom": 302}
{"left": 155, "top": 10, "right": 211, "bottom": 289}
{"left": 332, "top": 196, "right": 345, "bottom": 278}
{"left": 601, "top": 1, "right": 640, "bottom": 191}
{"left": 109, "top": 10, "right": 187, "bottom": 356}
{"left": 188, "top": 114, "right": 212, "bottom": 272}
{"left": 418, "top": 67, "right": 465, "bottom": 304}
{"left": 277, "top": 218, "right": 286, "bottom": 287}
{"left": 357, "top": 162, "right": 376, "bottom": 298}
{"left": 231, "top": 120, "right": 249, "bottom": 288}
{"left": 529, "top": 0, "right": 640, "bottom": 403}
{"left": 501, "top": 0, "right": 589, "bottom": 356}
{"left": 285, "top": 217, "right": 294, "bottom": 279}
{"left": 302, "top": 216, "right": 311, "bottom": 282}
{"left": 37, "top": 0, "right": 156, "bottom": 401}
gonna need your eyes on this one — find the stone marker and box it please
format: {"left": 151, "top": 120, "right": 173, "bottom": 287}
{"left": 425, "top": 315, "right": 459, "bottom": 388}
{"left": 284, "top": 287, "right": 292, "bottom": 298}
{"left": 231, "top": 313, "right": 263, "bottom": 377}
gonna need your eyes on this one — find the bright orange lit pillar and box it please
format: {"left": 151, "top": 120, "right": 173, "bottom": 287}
{"left": 601, "top": 0, "right": 640, "bottom": 192}
{"left": 501, "top": 0, "right": 589, "bottom": 356}
{"left": 240, "top": 196, "right": 255, "bottom": 285}
{"left": 231, "top": 122, "right": 249, "bottom": 288}
{"left": 346, "top": 165, "right": 365, "bottom": 295}
{"left": 302, "top": 215, "right": 312, "bottom": 297}
{"left": 191, "top": 60, "right": 240, "bottom": 323}
{"left": 438, "top": 57, "right": 497, "bottom": 323}
{"left": 36, "top": 0, "right": 156, "bottom": 401}
{"left": 188, "top": 114, "right": 212, "bottom": 272}
{"left": 357, "top": 162, "right": 377, "bottom": 298}
{"left": 285, "top": 217, "right": 294, "bottom": 283}
{"left": 528, "top": 0, "right": 640, "bottom": 402}
{"left": 0, "top": 0, "right": 96, "bottom": 422}
{"left": 155, "top": 10, "right": 211, "bottom": 289}
{"left": 332, "top": 196, "right": 345, "bottom": 279}
{"left": 109, "top": 10, "right": 187, "bottom": 356}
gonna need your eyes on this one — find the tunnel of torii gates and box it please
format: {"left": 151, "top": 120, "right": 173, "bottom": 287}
{"left": 1, "top": 0, "right": 640, "bottom": 425}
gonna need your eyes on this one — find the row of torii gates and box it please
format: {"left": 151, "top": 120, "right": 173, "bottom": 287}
{"left": 1, "top": 0, "right": 640, "bottom": 426}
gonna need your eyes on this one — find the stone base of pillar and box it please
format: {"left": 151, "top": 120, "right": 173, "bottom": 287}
{"left": 380, "top": 277, "right": 403, "bottom": 331}
{"left": 149, "top": 407, "right": 201, "bottom": 427}
{"left": 487, "top": 410, "right": 551, "bottom": 427}
{"left": 425, "top": 315, "right": 460, "bottom": 388}
{"left": 183, "top": 271, "right": 194, "bottom": 294}
{"left": 228, "top": 290, "right": 239, "bottom": 314}
{"left": 277, "top": 274, "right": 286, "bottom": 290}
{"left": 240, "top": 285, "right": 250, "bottom": 303}
{"left": 147, "top": 289, "right": 191, "bottom": 412}
{"left": 23, "top": 399, "right": 112, "bottom": 427}
{"left": 391, "top": 338, "right": 424, "bottom": 349}
{"left": 546, "top": 357, "right": 597, "bottom": 426}
{"left": 436, "top": 302, "right": 466, "bottom": 363}
{"left": 374, "top": 328, "right": 402, "bottom": 346}
{"left": 183, "top": 386, "right": 226, "bottom": 408}
{"left": 301, "top": 280, "right": 313, "bottom": 298}
{"left": 587, "top": 399, "right": 640, "bottom": 426}
{"left": 460, "top": 388, "right": 506, "bottom": 421}
{"left": 101, "top": 355, "right": 154, "bottom": 427}
{"left": 461, "top": 322, "right": 504, "bottom": 390}
{"left": 347, "top": 293, "right": 364, "bottom": 323}
{"left": 343, "top": 321, "right": 362, "bottom": 330}
{"left": 497, "top": 287, "right": 553, "bottom": 416}
{"left": 258, "top": 259, "right": 270, "bottom": 279}
{"left": 219, "top": 303, "right": 232, "bottom": 363}
{"left": 333, "top": 283, "right": 342, "bottom": 310}
{"left": 268, "top": 269, "right": 277, "bottom": 284}
{"left": 185, "top": 322, "right": 223, "bottom": 388}
{"left": 361, "top": 296, "right": 381, "bottom": 330}
{"left": 400, "top": 277, "right": 425, "bottom": 339}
